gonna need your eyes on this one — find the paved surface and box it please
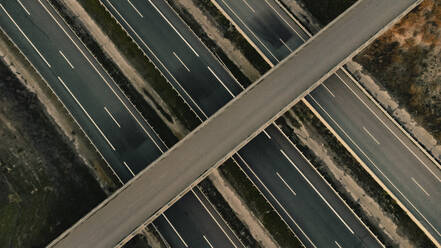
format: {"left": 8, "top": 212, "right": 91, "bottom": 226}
{"left": 45, "top": 1, "right": 419, "bottom": 247}
{"left": 213, "top": 0, "right": 440, "bottom": 245}
{"left": 101, "top": 0, "right": 385, "bottom": 247}
{"left": 0, "top": 1, "right": 240, "bottom": 248}
{"left": 0, "top": 0, "right": 167, "bottom": 184}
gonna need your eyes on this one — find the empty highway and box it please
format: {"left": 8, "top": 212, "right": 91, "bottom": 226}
{"left": 47, "top": 0, "right": 420, "bottom": 247}
{"left": 212, "top": 0, "right": 440, "bottom": 245}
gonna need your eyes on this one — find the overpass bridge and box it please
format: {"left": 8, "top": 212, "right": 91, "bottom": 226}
{"left": 48, "top": 0, "right": 422, "bottom": 247}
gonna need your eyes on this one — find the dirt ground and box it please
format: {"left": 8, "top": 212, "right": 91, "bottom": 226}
{"left": 0, "top": 60, "right": 105, "bottom": 247}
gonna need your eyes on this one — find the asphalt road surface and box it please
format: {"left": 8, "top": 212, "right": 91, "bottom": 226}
{"left": 46, "top": 1, "right": 420, "bottom": 247}
{"left": 0, "top": 1, "right": 241, "bottom": 248}
{"left": 213, "top": 0, "right": 440, "bottom": 244}
{"left": 99, "top": 0, "right": 386, "bottom": 247}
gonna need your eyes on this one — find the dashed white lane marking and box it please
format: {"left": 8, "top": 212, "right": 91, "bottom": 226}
{"left": 163, "top": 213, "right": 188, "bottom": 247}
{"left": 59, "top": 50, "right": 74, "bottom": 69}
{"left": 17, "top": 0, "right": 30, "bottom": 15}
{"left": 411, "top": 177, "right": 430, "bottom": 197}
{"left": 322, "top": 83, "right": 335, "bottom": 97}
{"left": 1, "top": 4, "right": 51, "bottom": 68}
{"left": 263, "top": 130, "right": 271, "bottom": 139}
{"left": 276, "top": 172, "right": 296, "bottom": 196}
{"left": 363, "top": 126, "right": 380, "bottom": 145}
{"left": 279, "top": 38, "right": 293, "bottom": 53}
{"left": 123, "top": 161, "right": 135, "bottom": 176}
{"left": 207, "top": 66, "right": 234, "bottom": 97}
{"left": 147, "top": 0, "right": 199, "bottom": 57}
{"left": 335, "top": 240, "right": 343, "bottom": 248}
{"left": 203, "top": 235, "right": 215, "bottom": 248}
{"left": 104, "top": 106, "right": 121, "bottom": 128}
{"left": 280, "top": 149, "right": 355, "bottom": 234}
{"left": 39, "top": 0, "right": 165, "bottom": 152}
{"left": 127, "top": 0, "right": 143, "bottom": 17}
{"left": 240, "top": 0, "right": 255, "bottom": 13}
{"left": 173, "top": 51, "right": 190, "bottom": 72}
{"left": 57, "top": 76, "right": 116, "bottom": 150}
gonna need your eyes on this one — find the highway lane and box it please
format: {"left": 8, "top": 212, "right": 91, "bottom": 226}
{"left": 47, "top": 1, "right": 420, "bottom": 246}
{"left": 0, "top": 0, "right": 168, "bottom": 183}
{"left": 102, "top": 0, "right": 384, "bottom": 247}
{"left": 213, "top": 0, "right": 441, "bottom": 244}
{"left": 0, "top": 1, "right": 242, "bottom": 247}
{"left": 102, "top": 0, "right": 243, "bottom": 118}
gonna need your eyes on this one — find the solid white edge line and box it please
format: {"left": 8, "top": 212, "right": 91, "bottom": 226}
{"left": 173, "top": 51, "right": 190, "bottom": 72}
{"left": 191, "top": 189, "right": 239, "bottom": 248}
{"left": 363, "top": 126, "right": 380, "bottom": 145}
{"left": 104, "top": 106, "right": 121, "bottom": 128}
{"left": 39, "top": 0, "right": 165, "bottom": 153}
{"left": 411, "top": 177, "right": 430, "bottom": 197}
{"left": 203, "top": 235, "right": 215, "bottom": 248}
{"left": 335, "top": 240, "right": 343, "bottom": 248}
{"left": 59, "top": 50, "right": 74, "bottom": 69}
{"left": 235, "top": 154, "right": 316, "bottom": 248}
{"left": 0, "top": 4, "right": 51, "bottom": 68}
{"left": 240, "top": 0, "right": 255, "bottom": 13}
{"left": 262, "top": 0, "right": 305, "bottom": 40}
{"left": 17, "top": 0, "right": 30, "bottom": 15}
{"left": 336, "top": 72, "right": 441, "bottom": 183}
{"left": 276, "top": 172, "right": 296, "bottom": 196}
{"left": 162, "top": 213, "right": 189, "bottom": 247}
{"left": 127, "top": 0, "right": 143, "bottom": 18}
{"left": 307, "top": 95, "right": 441, "bottom": 238}
{"left": 57, "top": 76, "right": 116, "bottom": 151}
{"left": 207, "top": 66, "right": 235, "bottom": 97}
{"left": 123, "top": 161, "right": 135, "bottom": 176}
{"left": 280, "top": 149, "right": 355, "bottom": 234}
{"left": 147, "top": 0, "right": 199, "bottom": 57}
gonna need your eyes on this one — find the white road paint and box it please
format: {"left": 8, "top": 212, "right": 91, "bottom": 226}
{"left": 104, "top": 106, "right": 121, "bottom": 128}
{"left": 57, "top": 76, "right": 116, "bottom": 150}
{"left": 240, "top": 0, "right": 255, "bottom": 13}
{"left": 1, "top": 4, "right": 51, "bottom": 68}
{"left": 280, "top": 149, "right": 355, "bottom": 234}
{"left": 203, "top": 235, "right": 215, "bottom": 248}
{"left": 263, "top": 0, "right": 305, "bottom": 40}
{"left": 335, "top": 240, "right": 343, "bottom": 248}
{"left": 162, "top": 214, "right": 188, "bottom": 247}
{"left": 363, "top": 126, "right": 380, "bottom": 145}
{"left": 263, "top": 130, "right": 272, "bottom": 139}
{"left": 236, "top": 154, "right": 315, "bottom": 248}
{"left": 322, "top": 84, "right": 335, "bottom": 97}
{"left": 336, "top": 73, "right": 441, "bottom": 183}
{"left": 207, "top": 66, "right": 234, "bottom": 97}
{"left": 219, "top": 0, "right": 280, "bottom": 63}
{"left": 276, "top": 172, "right": 296, "bottom": 196}
{"left": 105, "top": 0, "right": 207, "bottom": 120}
{"left": 39, "top": 0, "right": 165, "bottom": 152}
{"left": 123, "top": 161, "right": 135, "bottom": 176}
{"left": 411, "top": 177, "right": 430, "bottom": 197}
{"left": 17, "top": 0, "right": 30, "bottom": 15}
{"left": 127, "top": 0, "right": 143, "bottom": 18}
{"left": 59, "top": 50, "right": 74, "bottom": 69}
{"left": 147, "top": 0, "right": 199, "bottom": 57}
{"left": 308, "top": 95, "right": 441, "bottom": 237}
{"left": 191, "top": 190, "right": 239, "bottom": 248}
{"left": 173, "top": 51, "right": 190, "bottom": 72}
{"left": 279, "top": 38, "right": 293, "bottom": 53}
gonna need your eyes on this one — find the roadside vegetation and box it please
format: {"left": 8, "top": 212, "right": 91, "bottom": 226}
{"left": 0, "top": 59, "right": 106, "bottom": 247}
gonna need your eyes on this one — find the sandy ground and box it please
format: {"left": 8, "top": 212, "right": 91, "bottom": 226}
{"left": 61, "top": 0, "right": 188, "bottom": 139}
{"left": 0, "top": 30, "right": 117, "bottom": 193}
{"left": 281, "top": 110, "right": 414, "bottom": 247}
{"left": 278, "top": 0, "right": 321, "bottom": 33}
